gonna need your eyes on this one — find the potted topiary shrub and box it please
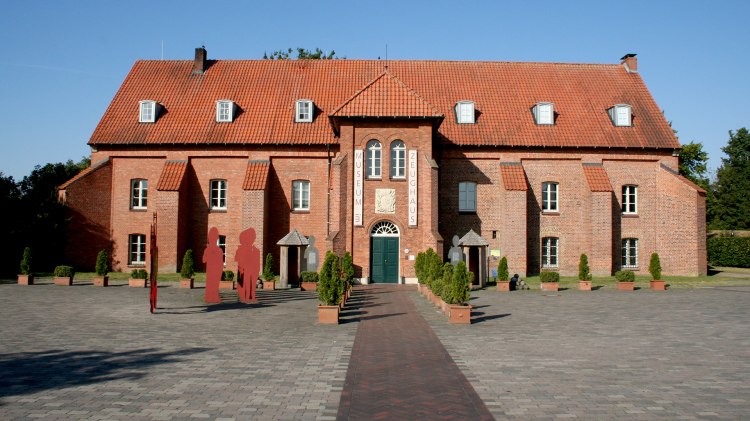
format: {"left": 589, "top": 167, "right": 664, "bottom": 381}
{"left": 497, "top": 256, "right": 510, "bottom": 292}
{"left": 615, "top": 269, "right": 635, "bottom": 291}
{"left": 341, "top": 251, "right": 354, "bottom": 299}
{"left": 415, "top": 251, "right": 426, "bottom": 294}
{"left": 300, "top": 271, "right": 318, "bottom": 291}
{"left": 18, "top": 247, "right": 33, "bottom": 285}
{"left": 317, "top": 251, "right": 341, "bottom": 324}
{"left": 262, "top": 253, "right": 275, "bottom": 290}
{"left": 180, "top": 249, "right": 195, "bottom": 289}
{"left": 129, "top": 269, "right": 148, "bottom": 288}
{"left": 93, "top": 250, "right": 110, "bottom": 287}
{"left": 219, "top": 270, "right": 235, "bottom": 290}
{"left": 540, "top": 270, "right": 559, "bottom": 292}
{"left": 649, "top": 253, "right": 665, "bottom": 290}
{"left": 448, "top": 261, "right": 472, "bottom": 324}
{"left": 578, "top": 254, "right": 592, "bottom": 291}
{"left": 54, "top": 265, "right": 75, "bottom": 286}
{"left": 439, "top": 263, "right": 453, "bottom": 314}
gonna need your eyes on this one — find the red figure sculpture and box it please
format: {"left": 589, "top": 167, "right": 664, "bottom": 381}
{"left": 203, "top": 227, "right": 223, "bottom": 304}
{"left": 235, "top": 227, "right": 261, "bottom": 303}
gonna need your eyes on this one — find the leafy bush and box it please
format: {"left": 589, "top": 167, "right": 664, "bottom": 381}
{"left": 54, "top": 265, "right": 75, "bottom": 278}
{"left": 222, "top": 270, "right": 235, "bottom": 281}
{"left": 318, "top": 251, "right": 342, "bottom": 306}
{"left": 262, "top": 253, "right": 275, "bottom": 281}
{"left": 130, "top": 269, "right": 148, "bottom": 279}
{"left": 449, "top": 261, "right": 472, "bottom": 305}
{"left": 425, "top": 249, "right": 444, "bottom": 289}
{"left": 180, "top": 249, "right": 195, "bottom": 278}
{"left": 615, "top": 270, "right": 635, "bottom": 282}
{"left": 440, "top": 263, "right": 454, "bottom": 302}
{"left": 415, "top": 251, "right": 426, "bottom": 284}
{"left": 649, "top": 253, "right": 662, "bottom": 280}
{"left": 498, "top": 256, "right": 509, "bottom": 282}
{"left": 707, "top": 237, "right": 750, "bottom": 268}
{"left": 341, "top": 252, "right": 354, "bottom": 286}
{"left": 95, "top": 250, "right": 110, "bottom": 276}
{"left": 578, "top": 254, "right": 592, "bottom": 281}
{"left": 539, "top": 271, "right": 559, "bottom": 283}
{"left": 300, "top": 271, "right": 319, "bottom": 283}
{"left": 19, "top": 247, "right": 32, "bottom": 275}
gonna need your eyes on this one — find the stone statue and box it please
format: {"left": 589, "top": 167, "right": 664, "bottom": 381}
{"left": 448, "top": 234, "right": 463, "bottom": 266}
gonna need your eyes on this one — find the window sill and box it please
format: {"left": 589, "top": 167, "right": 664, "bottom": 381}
{"left": 458, "top": 210, "right": 477, "bottom": 215}
{"left": 366, "top": 177, "right": 382, "bottom": 181}
{"left": 291, "top": 210, "right": 310, "bottom": 214}
{"left": 622, "top": 213, "right": 639, "bottom": 218}
{"left": 128, "top": 264, "right": 146, "bottom": 268}
{"left": 210, "top": 208, "right": 228, "bottom": 213}
{"left": 622, "top": 266, "right": 639, "bottom": 270}
{"left": 542, "top": 211, "right": 560, "bottom": 216}
{"left": 541, "top": 266, "right": 559, "bottom": 271}
{"left": 389, "top": 177, "right": 406, "bottom": 182}
{"left": 130, "top": 208, "right": 148, "bottom": 212}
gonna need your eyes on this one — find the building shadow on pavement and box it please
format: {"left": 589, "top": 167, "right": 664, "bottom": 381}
{"left": 471, "top": 312, "right": 511, "bottom": 324}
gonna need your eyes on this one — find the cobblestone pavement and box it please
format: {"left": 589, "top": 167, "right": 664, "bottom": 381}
{"left": 414, "top": 286, "right": 750, "bottom": 420}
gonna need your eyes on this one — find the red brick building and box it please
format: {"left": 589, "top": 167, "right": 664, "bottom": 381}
{"left": 59, "top": 49, "right": 706, "bottom": 283}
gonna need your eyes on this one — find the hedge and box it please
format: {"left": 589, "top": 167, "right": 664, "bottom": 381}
{"left": 539, "top": 271, "right": 559, "bottom": 283}
{"left": 708, "top": 237, "right": 750, "bottom": 268}
{"left": 615, "top": 270, "right": 635, "bottom": 282}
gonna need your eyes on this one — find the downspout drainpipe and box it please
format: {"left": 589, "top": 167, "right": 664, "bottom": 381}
{"left": 326, "top": 143, "right": 331, "bottom": 239}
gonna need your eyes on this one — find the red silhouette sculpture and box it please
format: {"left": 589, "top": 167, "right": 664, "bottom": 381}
{"left": 203, "top": 227, "right": 223, "bottom": 304}
{"left": 149, "top": 213, "right": 158, "bottom": 313}
{"left": 235, "top": 227, "right": 261, "bottom": 303}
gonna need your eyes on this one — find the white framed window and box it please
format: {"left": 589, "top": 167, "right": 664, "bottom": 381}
{"left": 609, "top": 104, "right": 632, "bottom": 127}
{"left": 534, "top": 102, "right": 554, "bottom": 125}
{"left": 366, "top": 140, "right": 382, "bottom": 178}
{"left": 456, "top": 101, "right": 475, "bottom": 124}
{"left": 622, "top": 185, "right": 637, "bottom": 214}
{"left": 292, "top": 180, "right": 310, "bottom": 211}
{"left": 216, "top": 100, "right": 234, "bottom": 122}
{"left": 217, "top": 235, "right": 226, "bottom": 265}
{"left": 458, "top": 181, "right": 477, "bottom": 212}
{"left": 542, "top": 237, "right": 559, "bottom": 268}
{"left": 542, "top": 182, "right": 559, "bottom": 212}
{"left": 131, "top": 179, "right": 148, "bottom": 210}
{"left": 390, "top": 140, "right": 406, "bottom": 178}
{"left": 129, "top": 234, "right": 146, "bottom": 265}
{"left": 210, "top": 179, "right": 227, "bottom": 210}
{"left": 296, "top": 100, "right": 313, "bottom": 122}
{"left": 622, "top": 238, "right": 638, "bottom": 268}
{"left": 139, "top": 100, "right": 156, "bottom": 123}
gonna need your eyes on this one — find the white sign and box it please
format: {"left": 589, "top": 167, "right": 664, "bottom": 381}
{"left": 375, "top": 189, "right": 396, "bottom": 214}
{"left": 354, "top": 149, "right": 364, "bottom": 226}
{"left": 408, "top": 150, "right": 418, "bottom": 226}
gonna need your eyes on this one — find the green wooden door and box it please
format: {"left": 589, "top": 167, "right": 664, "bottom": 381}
{"left": 371, "top": 237, "right": 399, "bottom": 283}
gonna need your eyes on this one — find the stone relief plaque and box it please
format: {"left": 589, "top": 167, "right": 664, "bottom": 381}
{"left": 375, "top": 189, "right": 396, "bottom": 214}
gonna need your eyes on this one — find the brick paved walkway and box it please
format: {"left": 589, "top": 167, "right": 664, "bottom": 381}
{"left": 337, "top": 285, "right": 494, "bottom": 420}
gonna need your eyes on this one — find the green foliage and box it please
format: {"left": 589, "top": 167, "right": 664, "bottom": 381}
{"left": 180, "top": 249, "right": 195, "bottom": 278}
{"left": 648, "top": 253, "right": 662, "bottom": 280}
{"left": 222, "top": 270, "right": 235, "bottom": 281}
{"left": 539, "top": 271, "right": 559, "bottom": 283}
{"left": 578, "top": 254, "right": 592, "bottom": 281}
{"left": 425, "top": 249, "right": 444, "bottom": 288}
{"left": 19, "top": 247, "right": 31, "bottom": 275}
{"left": 54, "top": 265, "right": 75, "bottom": 278}
{"left": 263, "top": 253, "right": 274, "bottom": 280}
{"left": 711, "top": 128, "right": 750, "bottom": 229}
{"left": 439, "top": 263, "right": 453, "bottom": 302}
{"left": 449, "top": 261, "right": 472, "bottom": 305}
{"left": 263, "top": 47, "right": 341, "bottom": 60}
{"left": 498, "top": 256, "right": 509, "bottom": 282}
{"left": 615, "top": 270, "right": 635, "bottom": 282}
{"left": 130, "top": 269, "right": 148, "bottom": 279}
{"left": 341, "top": 252, "right": 354, "bottom": 286}
{"left": 95, "top": 250, "right": 110, "bottom": 276}
{"left": 318, "top": 251, "right": 342, "bottom": 306}
{"left": 414, "top": 251, "right": 426, "bottom": 284}
{"left": 707, "top": 236, "right": 750, "bottom": 267}
{"left": 679, "top": 141, "right": 710, "bottom": 189}
{"left": 300, "top": 271, "right": 319, "bottom": 283}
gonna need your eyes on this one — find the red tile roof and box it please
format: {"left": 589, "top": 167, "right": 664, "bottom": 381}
{"left": 90, "top": 59, "right": 679, "bottom": 149}
{"left": 243, "top": 160, "right": 269, "bottom": 190}
{"left": 156, "top": 160, "right": 188, "bottom": 191}
{"left": 660, "top": 163, "right": 706, "bottom": 194}
{"left": 500, "top": 163, "right": 528, "bottom": 191}
{"left": 58, "top": 158, "right": 110, "bottom": 190}
{"left": 582, "top": 164, "right": 613, "bottom": 192}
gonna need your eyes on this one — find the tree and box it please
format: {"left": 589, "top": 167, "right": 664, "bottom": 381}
{"left": 497, "top": 256, "right": 509, "bottom": 282}
{"left": 679, "top": 142, "right": 710, "bottom": 189}
{"left": 263, "top": 47, "right": 341, "bottom": 60}
{"left": 95, "top": 250, "right": 110, "bottom": 276}
{"left": 578, "top": 254, "right": 592, "bottom": 281}
{"left": 712, "top": 128, "right": 750, "bottom": 229}
{"left": 649, "top": 253, "right": 662, "bottom": 280}
{"left": 262, "top": 253, "right": 274, "bottom": 281}
{"left": 180, "top": 249, "right": 195, "bottom": 279}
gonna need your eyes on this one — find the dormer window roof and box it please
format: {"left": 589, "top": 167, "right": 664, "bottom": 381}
{"left": 533, "top": 102, "right": 554, "bottom": 125}
{"left": 139, "top": 100, "right": 156, "bottom": 123}
{"left": 455, "top": 101, "right": 475, "bottom": 124}
{"left": 216, "top": 100, "right": 235, "bottom": 123}
{"left": 609, "top": 104, "right": 632, "bottom": 127}
{"left": 296, "top": 99, "right": 313, "bottom": 122}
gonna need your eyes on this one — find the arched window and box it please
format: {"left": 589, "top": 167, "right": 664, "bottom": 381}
{"left": 366, "top": 140, "right": 382, "bottom": 178}
{"left": 371, "top": 221, "right": 399, "bottom": 236}
{"left": 390, "top": 140, "right": 406, "bottom": 178}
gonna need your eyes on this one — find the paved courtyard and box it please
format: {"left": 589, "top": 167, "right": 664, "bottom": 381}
{"left": 1, "top": 279, "right": 749, "bottom": 420}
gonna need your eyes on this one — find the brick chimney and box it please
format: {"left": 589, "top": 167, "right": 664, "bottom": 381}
{"left": 192, "top": 46, "right": 207, "bottom": 75}
{"left": 620, "top": 53, "right": 637, "bottom": 73}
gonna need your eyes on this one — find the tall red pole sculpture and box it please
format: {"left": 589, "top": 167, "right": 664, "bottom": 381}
{"left": 149, "top": 213, "right": 158, "bottom": 314}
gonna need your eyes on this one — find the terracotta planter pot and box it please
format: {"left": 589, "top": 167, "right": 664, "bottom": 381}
{"left": 219, "top": 280, "right": 235, "bottom": 290}
{"left": 262, "top": 280, "right": 275, "bottom": 290}
{"left": 300, "top": 282, "right": 317, "bottom": 291}
{"left": 578, "top": 280, "right": 592, "bottom": 291}
{"left": 93, "top": 276, "right": 109, "bottom": 287}
{"left": 17, "top": 274, "right": 34, "bottom": 285}
{"left": 541, "top": 282, "right": 559, "bottom": 292}
{"left": 54, "top": 276, "right": 73, "bottom": 286}
{"left": 128, "top": 278, "right": 147, "bottom": 288}
{"left": 650, "top": 280, "right": 666, "bottom": 291}
{"left": 497, "top": 281, "right": 510, "bottom": 292}
{"left": 449, "top": 304, "right": 472, "bottom": 324}
{"left": 617, "top": 281, "right": 635, "bottom": 291}
{"left": 318, "top": 305, "right": 339, "bottom": 324}
{"left": 180, "top": 278, "right": 194, "bottom": 289}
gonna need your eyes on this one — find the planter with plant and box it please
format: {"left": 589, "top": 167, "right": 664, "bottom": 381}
{"left": 262, "top": 253, "right": 276, "bottom": 290}
{"left": 18, "top": 247, "right": 33, "bottom": 285}
{"left": 219, "top": 270, "right": 235, "bottom": 289}
{"left": 342, "top": 251, "right": 354, "bottom": 298}
{"left": 448, "top": 261, "right": 472, "bottom": 324}
{"left": 129, "top": 269, "right": 148, "bottom": 287}
{"left": 317, "top": 251, "right": 341, "bottom": 324}
{"left": 180, "top": 249, "right": 195, "bottom": 289}
{"left": 649, "top": 253, "right": 665, "bottom": 290}
{"left": 415, "top": 251, "right": 426, "bottom": 294}
{"left": 615, "top": 269, "right": 635, "bottom": 291}
{"left": 93, "top": 250, "right": 110, "bottom": 287}
{"left": 54, "top": 265, "right": 75, "bottom": 286}
{"left": 539, "top": 270, "right": 559, "bottom": 291}
{"left": 300, "top": 271, "right": 319, "bottom": 291}
{"left": 497, "top": 256, "right": 510, "bottom": 292}
{"left": 578, "top": 254, "right": 592, "bottom": 291}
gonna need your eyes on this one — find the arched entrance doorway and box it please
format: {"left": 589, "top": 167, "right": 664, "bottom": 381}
{"left": 370, "top": 221, "right": 400, "bottom": 284}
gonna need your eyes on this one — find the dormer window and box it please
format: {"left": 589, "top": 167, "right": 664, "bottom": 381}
{"left": 609, "top": 104, "right": 632, "bottom": 127}
{"left": 455, "top": 101, "right": 475, "bottom": 124}
{"left": 139, "top": 100, "right": 156, "bottom": 123}
{"left": 533, "top": 102, "right": 554, "bottom": 125}
{"left": 216, "top": 100, "right": 235, "bottom": 123}
{"left": 296, "top": 100, "right": 313, "bottom": 122}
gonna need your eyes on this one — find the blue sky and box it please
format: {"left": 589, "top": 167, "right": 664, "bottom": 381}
{"left": 1, "top": 0, "right": 747, "bottom": 179}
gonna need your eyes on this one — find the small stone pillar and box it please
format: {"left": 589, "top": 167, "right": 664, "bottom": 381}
{"left": 279, "top": 245, "right": 289, "bottom": 289}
